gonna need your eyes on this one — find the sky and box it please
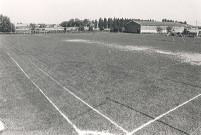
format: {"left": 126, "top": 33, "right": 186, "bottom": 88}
{"left": 0, "top": 0, "right": 200, "bottom": 26}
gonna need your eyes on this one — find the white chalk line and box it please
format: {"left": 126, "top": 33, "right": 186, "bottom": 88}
{"left": 65, "top": 40, "right": 201, "bottom": 133}
{"left": 1, "top": 45, "right": 119, "bottom": 135}
{"left": 31, "top": 60, "right": 128, "bottom": 134}
{"left": 79, "top": 130, "right": 116, "bottom": 135}
{"left": 0, "top": 119, "right": 5, "bottom": 132}
{"left": 1, "top": 46, "right": 81, "bottom": 134}
{"left": 128, "top": 93, "right": 201, "bottom": 135}
{"left": 4, "top": 38, "right": 200, "bottom": 134}
{"left": 0, "top": 43, "right": 128, "bottom": 135}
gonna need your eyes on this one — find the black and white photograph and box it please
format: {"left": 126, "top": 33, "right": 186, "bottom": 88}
{"left": 0, "top": 0, "right": 201, "bottom": 134}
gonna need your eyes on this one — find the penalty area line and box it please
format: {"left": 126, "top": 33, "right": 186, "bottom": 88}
{"left": 128, "top": 93, "right": 201, "bottom": 135}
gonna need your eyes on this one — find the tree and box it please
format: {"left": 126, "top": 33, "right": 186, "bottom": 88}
{"left": 29, "top": 23, "right": 36, "bottom": 30}
{"left": 74, "top": 18, "right": 81, "bottom": 27}
{"left": 116, "top": 18, "right": 120, "bottom": 28}
{"left": 83, "top": 19, "right": 89, "bottom": 26}
{"left": 162, "top": 19, "right": 174, "bottom": 22}
{"left": 89, "top": 25, "right": 93, "bottom": 31}
{"left": 98, "top": 18, "right": 104, "bottom": 31}
{"left": 0, "top": 15, "right": 15, "bottom": 33}
{"left": 39, "top": 23, "right": 46, "bottom": 28}
{"left": 61, "top": 21, "right": 68, "bottom": 27}
{"left": 68, "top": 19, "right": 74, "bottom": 27}
{"left": 94, "top": 19, "right": 98, "bottom": 29}
{"left": 119, "top": 18, "right": 125, "bottom": 32}
{"left": 120, "top": 18, "right": 124, "bottom": 28}
{"left": 111, "top": 18, "right": 119, "bottom": 32}
{"left": 91, "top": 20, "right": 95, "bottom": 25}
{"left": 108, "top": 18, "right": 113, "bottom": 29}
{"left": 156, "top": 26, "right": 163, "bottom": 34}
{"left": 183, "top": 28, "right": 188, "bottom": 35}
{"left": 103, "top": 18, "right": 107, "bottom": 29}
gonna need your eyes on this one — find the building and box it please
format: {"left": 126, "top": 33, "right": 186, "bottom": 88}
{"left": 125, "top": 20, "right": 189, "bottom": 34}
{"left": 32, "top": 26, "right": 64, "bottom": 34}
{"left": 188, "top": 28, "right": 201, "bottom": 37}
{"left": 15, "top": 23, "right": 30, "bottom": 34}
{"left": 66, "top": 27, "right": 79, "bottom": 32}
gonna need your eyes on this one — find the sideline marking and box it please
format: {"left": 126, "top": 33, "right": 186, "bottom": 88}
{"left": 128, "top": 93, "right": 201, "bottom": 135}
{"left": 0, "top": 42, "right": 128, "bottom": 134}
{"left": 31, "top": 60, "right": 128, "bottom": 134}
{"left": 2, "top": 36, "right": 201, "bottom": 135}
{"left": 1, "top": 46, "right": 81, "bottom": 134}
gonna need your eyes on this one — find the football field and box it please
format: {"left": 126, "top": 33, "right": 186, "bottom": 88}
{"left": 0, "top": 33, "right": 201, "bottom": 135}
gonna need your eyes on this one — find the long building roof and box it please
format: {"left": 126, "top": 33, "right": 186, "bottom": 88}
{"left": 131, "top": 20, "right": 191, "bottom": 27}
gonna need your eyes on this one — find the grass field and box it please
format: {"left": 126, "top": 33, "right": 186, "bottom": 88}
{"left": 0, "top": 33, "right": 201, "bottom": 135}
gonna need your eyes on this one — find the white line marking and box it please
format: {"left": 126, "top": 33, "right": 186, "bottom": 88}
{"left": 80, "top": 130, "right": 116, "bottom": 135}
{"left": 128, "top": 93, "right": 201, "bottom": 135}
{"left": 0, "top": 43, "right": 128, "bottom": 135}
{"left": 2, "top": 37, "right": 201, "bottom": 135}
{"left": 31, "top": 60, "right": 128, "bottom": 134}
{"left": 1, "top": 46, "right": 81, "bottom": 134}
{"left": 0, "top": 120, "right": 5, "bottom": 132}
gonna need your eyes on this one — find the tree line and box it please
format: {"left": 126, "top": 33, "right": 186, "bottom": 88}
{"left": 60, "top": 18, "right": 152, "bottom": 32}
{"left": 60, "top": 18, "right": 189, "bottom": 32}
{"left": 0, "top": 14, "right": 190, "bottom": 33}
{"left": 162, "top": 19, "right": 187, "bottom": 24}
{"left": 0, "top": 14, "right": 15, "bottom": 33}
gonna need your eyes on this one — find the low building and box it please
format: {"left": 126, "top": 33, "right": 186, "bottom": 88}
{"left": 188, "top": 28, "right": 201, "bottom": 37}
{"left": 32, "top": 27, "right": 64, "bottom": 34}
{"left": 66, "top": 27, "right": 79, "bottom": 32}
{"left": 15, "top": 23, "right": 30, "bottom": 34}
{"left": 125, "top": 20, "right": 189, "bottom": 34}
